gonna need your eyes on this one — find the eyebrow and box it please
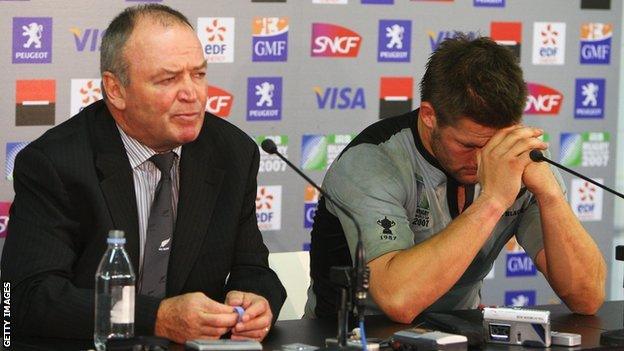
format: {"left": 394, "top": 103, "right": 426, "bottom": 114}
{"left": 458, "top": 139, "right": 487, "bottom": 148}
{"left": 154, "top": 60, "right": 208, "bottom": 78}
{"left": 193, "top": 60, "right": 208, "bottom": 71}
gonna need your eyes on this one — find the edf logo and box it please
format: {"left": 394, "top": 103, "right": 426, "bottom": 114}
{"left": 506, "top": 252, "right": 537, "bottom": 277}
{"left": 311, "top": 23, "right": 362, "bottom": 57}
{"left": 256, "top": 186, "right": 282, "bottom": 231}
{"left": 197, "top": 17, "right": 235, "bottom": 63}
{"left": 532, "top": 22, "right": 566, "bottom": 65}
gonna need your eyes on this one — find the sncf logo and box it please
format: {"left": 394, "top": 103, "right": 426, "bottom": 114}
{"left": 206, "top": 85, "right": 233, "bottom": 118}
{"left": 311, "top": 23, "right": 362, "bottom": 57}
{"left": 524, "top": 83, "right": 563, "bottom": 115}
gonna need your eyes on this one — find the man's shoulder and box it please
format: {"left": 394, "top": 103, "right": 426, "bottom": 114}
{"left": 198, "top": 112, "right": 256, "bottom": 151}
{"left": 343, "top": 110, "right": 418, "bottom": 154}
{"left": 330, "top": 110, "right": 419, "bottom": 182}
{"left": 325, "top": 143, "right": 410, "bottom": 202}
{"left": 25, "top": 100, "right": 103, "bottom": 156}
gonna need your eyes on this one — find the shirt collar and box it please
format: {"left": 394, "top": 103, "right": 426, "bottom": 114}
{"left": 411, "top": 109, "right": 448, "bottom": 176}
{"left": 116, "top": 124, "right": 182, "bottom": 169}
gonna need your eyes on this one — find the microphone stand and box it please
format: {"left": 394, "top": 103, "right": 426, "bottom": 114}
{"left": 530, "top": 150, "right": 624, "bottom": 345}
{"left": 529, "top": 150, "right": 624, "bottom": 199}
{"left": 261, "top": 139, "right": 369, "bottom": 350}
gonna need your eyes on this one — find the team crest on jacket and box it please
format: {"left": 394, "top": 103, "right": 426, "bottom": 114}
{"left": 377, "top": 216, "right": 396, "bottom": 240}
{"left": 412, "top": 174, "right": 431, "bottom": 229}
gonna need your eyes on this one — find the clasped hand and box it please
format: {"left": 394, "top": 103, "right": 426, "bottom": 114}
{"left": 477, "top": 125, "right": 557, "bottom": 209}
{"left": 154, "top": 291, "right": 272, "bottom": 343}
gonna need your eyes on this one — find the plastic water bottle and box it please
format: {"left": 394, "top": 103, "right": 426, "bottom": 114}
{"left": 94, "top": 230, "right": 136, "bottom": 351}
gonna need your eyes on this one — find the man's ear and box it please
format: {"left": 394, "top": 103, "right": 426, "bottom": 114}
{"left": 102, "top": 71, "right": 127, "bottom": 111}
{"left": 419, "top": 101, "right": 438, "bottom": 130}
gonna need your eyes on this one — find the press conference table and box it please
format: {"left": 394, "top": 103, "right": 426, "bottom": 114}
{"left": 11, "top": 300, "right": 624, "bottom": 350}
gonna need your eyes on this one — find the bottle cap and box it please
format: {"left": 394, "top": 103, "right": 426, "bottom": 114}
{"left": 107, "top": 230, "right": 126, "bottom": 244}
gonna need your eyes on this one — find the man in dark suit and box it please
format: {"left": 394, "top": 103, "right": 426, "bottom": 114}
{"left": 1, "top": 4, "right": 285, "bottom": 343}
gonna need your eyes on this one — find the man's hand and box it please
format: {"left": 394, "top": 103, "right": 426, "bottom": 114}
{"left": 522, "top": 157, "right": 562, "bottom": 201}
{"left": 154, "top": 292, "right": 239, "bottom": 343}
{"left": 477, "top": 125, "right": 548, "bottom": 209}
{"left": 225, "top": 290, "right": 273, "bottom": 341}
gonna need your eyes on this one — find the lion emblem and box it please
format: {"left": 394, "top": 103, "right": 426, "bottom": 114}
{"left": 386, "top": 24, "right": 404, "bottom": 50}
{"left": 255, "top": 82, "right": 275, "bottom": 107}
{"left": 22, "top": 22, "right": 44, "bottom": 49}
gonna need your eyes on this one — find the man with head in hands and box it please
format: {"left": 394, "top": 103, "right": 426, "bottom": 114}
{"left": 1, "top": 4, "right": 285, "bottom": 343}
{"left": 306, "top": 35, "right": 605, "bottom": 322}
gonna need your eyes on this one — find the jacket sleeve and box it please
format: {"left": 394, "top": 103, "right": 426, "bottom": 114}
{"left": 0, "top": 145, "right": 161, "bottom": 339}
{"left": 223, "top": 145, "right": 286, "bottom": 325}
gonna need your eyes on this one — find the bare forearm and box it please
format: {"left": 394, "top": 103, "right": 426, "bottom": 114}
{"left": 369, "top": 195, "right": 505, "bottom": 322}
{"left": 537, "top": 193, "right": 606, "bottom": 314}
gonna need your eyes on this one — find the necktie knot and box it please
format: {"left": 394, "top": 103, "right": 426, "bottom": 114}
{"left": 150, "top": 152, "right": 175, "bottom": 180}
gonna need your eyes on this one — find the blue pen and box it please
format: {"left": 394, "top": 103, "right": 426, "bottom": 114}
{"left": 234, "top": 306, "right": 245, "bottom": 323}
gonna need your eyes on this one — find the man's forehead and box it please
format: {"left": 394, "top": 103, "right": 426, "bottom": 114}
{"left": 444, "top": 117, "right": 510, "bottom": 144}
{"left": 126, "top": 17, "right": 196, "bottom": 47}
{"left": 124, "top": 19, "right": 203, "bottom": 66}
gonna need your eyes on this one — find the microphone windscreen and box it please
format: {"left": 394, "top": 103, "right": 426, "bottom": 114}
{"left": 529, "top": 149, "right": 544, "bottom": 162}
{"left": 261, "top": 138, "right": 278, "bottom": 154}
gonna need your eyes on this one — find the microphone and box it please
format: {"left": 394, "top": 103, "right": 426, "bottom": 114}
{"left": 260, "top": 139, "right": 370, "bottom": 319}
{"left": 530, "top": 150, "right": 623, "bottom": 199}
{"left": 261, "top": 138, "right": 278, "bottom": 154}
{"left": 529, "top": 149, "right": 545, "bottom": 162}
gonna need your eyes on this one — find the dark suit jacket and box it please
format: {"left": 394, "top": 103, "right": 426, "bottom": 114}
{"left": 0, "top": 100, "right": 286, "bottom": 339}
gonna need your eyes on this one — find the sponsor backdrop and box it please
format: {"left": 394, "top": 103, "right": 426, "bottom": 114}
{"left": 0, "top": 0, "right": 620, "bottom": 308}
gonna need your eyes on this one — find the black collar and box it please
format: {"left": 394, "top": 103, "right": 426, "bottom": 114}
{"left": 410, "top": 109, "right": 476, "bottom": 219}
{"left": 411, "top": 109, "right": 448, "bottom": 176}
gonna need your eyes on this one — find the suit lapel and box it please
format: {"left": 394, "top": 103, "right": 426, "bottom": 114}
{"left": 91, "top": 104, "right": 140, "bottom": 272}
{"left": 168, "top": 136, "right": 225, "bottom": 295}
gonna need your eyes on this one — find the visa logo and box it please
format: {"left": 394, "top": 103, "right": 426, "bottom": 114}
{"left": 311, "top": 23, "right": 362, "bottom": 57}
{"left": 70, "top": 27, "right": 104, "bottom": 52}
{"left": 506, "top": 252, "right": 537, "bottom": 277}
{"left": 428, "top": 30, "right": 477, "bottom": 51}
{"left": 525, "top": 83, "right": 563, "bottom": 115}
{"left": 314, "top": 87, "right": 366, "bottom": 109}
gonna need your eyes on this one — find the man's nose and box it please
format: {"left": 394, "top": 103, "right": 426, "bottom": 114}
{"left": 178, "top": 76, "right": 198, "bottom": 102}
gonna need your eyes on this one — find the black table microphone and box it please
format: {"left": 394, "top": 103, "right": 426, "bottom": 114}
{"left": 529, "top": 150, "right": 623, "bottom": 199}
{"left": 530, "top": 149, "right": 624, "bottom": 346}
{"left": 260, "top": 138, "right": 369, "bottom": 327}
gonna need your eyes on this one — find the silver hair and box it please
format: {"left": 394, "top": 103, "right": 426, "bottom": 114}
{"left": 100, "top": 4, "right": 192, "bottom": 96}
